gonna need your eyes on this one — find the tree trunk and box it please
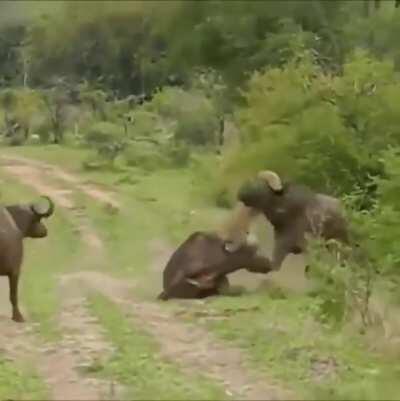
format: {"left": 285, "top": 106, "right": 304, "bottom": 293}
{"left": 364, "top": 0, "right": 370, "bottom": 18}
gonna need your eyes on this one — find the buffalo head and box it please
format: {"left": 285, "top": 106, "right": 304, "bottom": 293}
{"left": 6, "top": 196, "right": 55, "bottom": 238}
{"left": 238, "top": 170, "right": 284, "bottom": 210}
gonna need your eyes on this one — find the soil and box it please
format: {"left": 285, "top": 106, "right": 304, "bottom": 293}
{"left": 0, "top": 155, "right": 297, "bottom": 400}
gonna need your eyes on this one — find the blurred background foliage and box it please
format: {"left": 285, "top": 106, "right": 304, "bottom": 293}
{"left": 2, "top": 0, "right": 400, "bottom": 324}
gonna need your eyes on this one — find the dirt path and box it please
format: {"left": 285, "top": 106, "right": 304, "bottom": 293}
{"left": 1, "top": 155, "right": 297, "bottom": 400}
{"left": 63, "top": 270, "right": 297, "bottom": 400}
{"left": 0, "top": 155, "right": 120, "bottom": 209}
{"left": 0, "top": 281, "right": 118, "bottom": 400}
{"left": 0, "top": 157, "right": 124, "bottom": 400}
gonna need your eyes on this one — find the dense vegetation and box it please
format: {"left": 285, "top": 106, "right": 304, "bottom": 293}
{"left": 2, "top": 0, "right": 400, "bottom": 385}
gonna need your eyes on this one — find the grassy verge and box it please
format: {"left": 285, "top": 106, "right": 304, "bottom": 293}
{"left": 87, "top": 292, "right": 230, "bottom": 400}
{"left": 0, "top": 170, "right": 83, "bottom": 340}
{"left": 4, "top": 145, "right": 225, "bottom": 270}
{"left": 0, "top": 356, "right": 48, "bottom": 400}
{"left": 7, "top": 145, "right": 400, "bottom": 400}
{"left": 172, "top": 291, "right": 400, "bottom": 400}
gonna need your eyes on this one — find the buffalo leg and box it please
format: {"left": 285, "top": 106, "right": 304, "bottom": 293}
{"left": 216, "top": 275, "right": 230, "bottom": 294}
{"left": 271, "top": 238, "right": 290, "bottom": 271}
{"left": 9, "top": 273, "right": 24, "bottom": 322}
{"left": 246, "top": 255, "right": 272, "bottom": 274}
{"left": 198, "top": 276, "right": 230, "bottom": 298}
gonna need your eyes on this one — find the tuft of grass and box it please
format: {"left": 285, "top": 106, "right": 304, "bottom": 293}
{"left": 87, "top": 292, "right": 230, "bottom": 401}
{"left": 177, "top": 292, "right": 400, "bottom": 400}
{"left": 65, "top": 162, "right": 226, "bottom": 287}
{"left": 8, "top": 146, "right": 400, "bottom": 400}
{"left": 0, "top": 357, "right": 48, "bottom": 400}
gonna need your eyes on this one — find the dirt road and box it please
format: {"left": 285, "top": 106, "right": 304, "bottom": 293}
{"left": 0, "top": 155, "right": 297, "bottom": 400}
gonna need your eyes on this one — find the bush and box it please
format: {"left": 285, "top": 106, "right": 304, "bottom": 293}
{"left": 175, "top": 112, "right": 218, "bottom": 146}
{"left": 126, "top": 109, "right": 164, "bottom": 140}
{"left": 206, "top": 49, "right": 400, "bottom": 328}
{"left": 148, "top": 87, "right": 219, "bottom": 147}
{"left": 84, "top": 121, "right": 126, "bottom": 164}
{"left": 306, "top": 236, "right": 373, "bottom": 328}
{"left": 305, "top": 145, "right": 400, "bottom": 327}
{"left": 164, "top": 142, "right": 191, "bottom": 167}
{"left": 219, "top": 49, "right": 400, "bottom": 202}
{"left": 123, "top": 141, "right": 167, "bottom": 171}
{"left": 0, "top": 88, "right": 46, "bottom": 145}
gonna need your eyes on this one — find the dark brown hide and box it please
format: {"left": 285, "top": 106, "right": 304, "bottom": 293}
{"left": 0, "top": 197, "right": 54, "bottom": 322}
{"left": 158, "top": 231, "right": 271, "bottom": 300}
{"left": 238, "top": 180, "right": 349, "bottom": 271}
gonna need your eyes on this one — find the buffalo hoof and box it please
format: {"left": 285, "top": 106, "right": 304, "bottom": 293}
{"left": 216, "top": 276, "right": 230, "bottom": 295}
{"left": 226, "top": 285, "right": 246, "bottom": 297}
{"left": 12, "top": 313, "right": 25, "bottom": 323}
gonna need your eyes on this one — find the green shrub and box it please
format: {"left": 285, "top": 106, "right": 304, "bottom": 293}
{"left": 306, "top": 145, "right": 400, "bottom": 327}
{"left": 148, "top": 87, "right": 219, "bottom": 146}
{"left": 84, "top": 121, "right": 126, "bottom": 164}
{"left": 0, "top": 88, "right": 46, "bottom": 145}
{"left": 214, "top": 188, "right": 232, "bottom": 209}
{"left": 164, "top": 141, "right": 191, "bottom": 167}
{"left": 122, "top": 141, "right": 167, "bottom": 171}
{"left": 220, "top": 49, "right": 400, "bottom": 201}
{"left": 211, "top": 48, "right": 400, "bottom": 326}
{"left": 175, "top": 112, "right": 218, "bottom": 146}
{"left": 127, "top": 109, "right": 161, "bottom": 138}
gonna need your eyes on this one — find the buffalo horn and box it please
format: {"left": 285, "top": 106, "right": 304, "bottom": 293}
{"left": 257, "top": 170, "right": 283, "bottom": 192}
{"left": 31, "top": 196, "right": 55, "bottom": 218}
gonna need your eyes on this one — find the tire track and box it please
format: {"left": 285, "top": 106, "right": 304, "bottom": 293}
{"left": 63, "top": 270, "right": 297, "bottom": 400}
{"left": 1, "top": 155, "right": 297, "bottom": 400}
{"left": 0, "top": 158, "right": 124, "bottom": 401}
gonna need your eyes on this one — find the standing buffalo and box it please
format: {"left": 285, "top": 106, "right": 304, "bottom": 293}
{"left": 237, "top": 170, "right": 349, "bottom": 272}
{"left": 0, "top": 196, "right": 55, "bottom": 322}
{"left": 157, "top": 230, "right": 272, "bottom": 300}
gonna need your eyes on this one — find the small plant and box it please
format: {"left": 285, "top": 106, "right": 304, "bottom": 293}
{"left": 122, "top": 141, "right": 167, "bottom": 171}
{"left": 214, "top": 188, "right": 233, "bottom": 209}
{"left": 84, "top": 121, "right": 126, "bottom": 166}
{"left": 165, "top": 141, "right": 191, "bottom": 167}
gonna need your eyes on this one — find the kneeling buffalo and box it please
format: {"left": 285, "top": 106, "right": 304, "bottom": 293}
{"left": 158, "top": 230, "right": 272, "bottom": 300}
{"left": 0, "top": 196, "right": 55, "bottom": 322}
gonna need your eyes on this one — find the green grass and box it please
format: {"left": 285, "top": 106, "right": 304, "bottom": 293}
{"left": 3, "top": 144, "right": 90, "bottom": 171}
{"left": 3, "top": 145, "right": 225, "bottom": 274}
{"left": 0, "top": 356, "right": 48, "bottom": 400}
{"left": 0, "top": 171, "right": 83, "bottom": 340}
{"left": 6, "top": 145, "right": 400, "bottom": 400}
{"left": 170, "top": 290, "right": 400, "bottom": 400}
{"left": 87, "top": 292, "right": 230, "bottom": 400}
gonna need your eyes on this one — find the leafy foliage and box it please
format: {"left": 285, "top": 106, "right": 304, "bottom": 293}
{"left": 219, "top": 50, "right": 399, "bottom": 202}
{"left": 84, "top": 121, "right": 126, "bottom": 165}
{"left": 2, "top": 0, "right": 400, "bottom": 338}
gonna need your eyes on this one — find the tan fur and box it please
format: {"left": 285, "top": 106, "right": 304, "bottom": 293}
{"left": 257, "top": 170, "right": 283, "bottom": 191}
{"left": 217, "top": 202, "right": 259, "bottom": 252}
